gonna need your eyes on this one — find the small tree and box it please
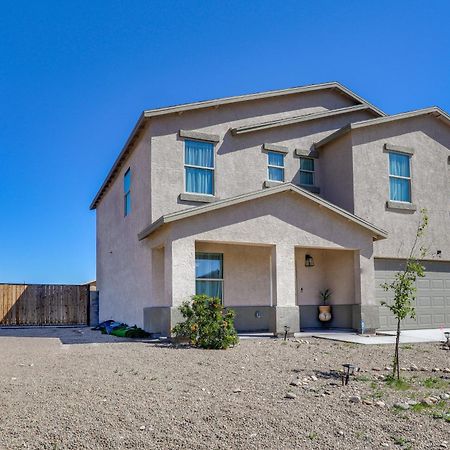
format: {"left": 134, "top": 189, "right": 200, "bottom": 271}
{"left": 381, "top": 209, "right": 428, "bottom": 379}
{"left": 172, "top": 295, "right": 239, "bottom": 349}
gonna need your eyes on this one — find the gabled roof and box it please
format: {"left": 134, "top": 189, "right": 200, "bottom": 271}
{"left": 230, "top": 104, "right": 381, "bottom": 135}
{"left": 315, "top": 106, "right": 450, "bottom": 149}
{"left": 137, "top": 183, "right": 388, "bottom": 241}
{"left": 90, "top": 82, "right": 385, "bottom": 210}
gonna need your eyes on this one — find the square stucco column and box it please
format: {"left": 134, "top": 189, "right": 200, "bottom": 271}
{"left": 165, "top": 238, "right": 196, "bottom": 307}
{"left": 271, "top": 244, "right": 300, "bottom": 334}
{"left": 152, "top": 238, "right": 196, "bottom": 336}
{"left": 352, "top": 249, "right": 379, "bottom": 333}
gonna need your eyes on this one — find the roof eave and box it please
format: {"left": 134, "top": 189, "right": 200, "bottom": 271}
{"left": 137, "top": 183, "right": 388, "bottom": 241}
{"left": 231, "top": 104, "right": 379, "bottom": 135}
{"left": 90, "top": 113, "right": 146, "bottom": 210}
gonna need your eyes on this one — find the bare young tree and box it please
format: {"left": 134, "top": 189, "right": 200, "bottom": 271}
{"left": 381, "top": 209, "right": 429, "bottom": 380}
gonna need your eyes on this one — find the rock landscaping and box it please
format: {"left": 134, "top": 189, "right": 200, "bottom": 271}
{"left": 0, "top": 328, "right": 449, "bottom": 449}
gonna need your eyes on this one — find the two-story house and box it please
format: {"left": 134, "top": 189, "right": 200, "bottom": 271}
{"left": 90, "top": 82, "right": 450, "bottom": 336}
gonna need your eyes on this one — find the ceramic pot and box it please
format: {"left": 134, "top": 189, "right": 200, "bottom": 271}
{"left": 318, "top": 305, "right": 332, "bottom": 322}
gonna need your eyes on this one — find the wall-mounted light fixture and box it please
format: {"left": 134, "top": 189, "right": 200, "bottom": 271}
{"left": 305, "top": 254, "right": 315, "bottom": 267}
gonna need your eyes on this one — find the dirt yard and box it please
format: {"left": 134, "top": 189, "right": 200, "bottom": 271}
{"left": 0, "top": 328, "right": 449, "bottom": 450}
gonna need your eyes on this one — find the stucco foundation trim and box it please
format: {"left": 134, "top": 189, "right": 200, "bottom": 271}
{"left": 179, "top": 129, "right": 220, "bottom": 143}
{"left": 295, "top": 148, "right": 319, "bottom": 158}
{"left": 386, "top": 201, "right": 417, "bottom": 211}
{"left": 179, "top": 193, "right": 218, "bottom": 203}
{"left": 138, "top": 183, "right": 388, "bottom": 241}
{"left": 262, "top": 143, "right": 289, "bottom": 154}
{"left": 384, "top": 143, "right": 414, "bottom": 155}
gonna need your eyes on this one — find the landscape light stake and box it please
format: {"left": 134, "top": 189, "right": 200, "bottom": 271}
{"left": 283, "top": 325, "right": 290, "bottom": 341}
{"left": 444, "top": 331, "right": 450, "bottom": 349}
{"left": 341, "top": 364, "right": 356, "bottom": 386}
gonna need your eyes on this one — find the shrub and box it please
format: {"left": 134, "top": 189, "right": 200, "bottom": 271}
{"left": 172, "top": 295, "right": 239, "bottom": 349}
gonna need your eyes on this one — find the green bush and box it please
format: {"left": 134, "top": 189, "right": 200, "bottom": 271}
{"left": 172, "top": 295, "right": 238, "bottom": 349}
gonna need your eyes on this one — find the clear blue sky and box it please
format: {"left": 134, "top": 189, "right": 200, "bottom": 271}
{"left": 1, "top": 0, "right": 449, "bottom": 284}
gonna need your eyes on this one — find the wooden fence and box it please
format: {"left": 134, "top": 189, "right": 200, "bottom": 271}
{"left": 0, "top": 284, "right": 89, "bottom": 326}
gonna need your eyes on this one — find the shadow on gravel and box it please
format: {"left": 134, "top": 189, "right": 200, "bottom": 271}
{"left": 0, "top": 326, "right": 159, "bottom": 345}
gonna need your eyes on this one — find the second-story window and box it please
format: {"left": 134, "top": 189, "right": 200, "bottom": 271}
{"left": 267, "top": 151, "right": 285, "bottom": 182}
{"left": 389, "top": 152, "right": 411, "bottom": 202}
{"left": 185, "top": 140, "right": 214, "bottom": 195}
{"left": 124, "top": 168, "right": 131, "bottom": 216}
{"left": 299, "top": 157, "right": 314, "bottom": 185}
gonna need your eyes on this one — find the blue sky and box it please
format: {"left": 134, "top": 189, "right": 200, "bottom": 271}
{"left": 0, "top": 0, "right": 449, "bottom": 284}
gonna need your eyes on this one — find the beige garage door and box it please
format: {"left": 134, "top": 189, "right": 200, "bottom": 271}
{"left": 375, "top": 259, "right": 450, "bottom": 330}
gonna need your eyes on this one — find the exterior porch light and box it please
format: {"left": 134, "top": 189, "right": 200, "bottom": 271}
{"left": 305, "top": 254, "right": 315, "bottom": 267}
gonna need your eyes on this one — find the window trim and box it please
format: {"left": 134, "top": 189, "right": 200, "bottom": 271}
{"left": 183, "top": 139, "right": 216, "bottom": 196}
{"left": 267, "top": 151, "right": 285, "bottom": 183}
{"left": 388, "top": 151, "right": 412, "bottom": 204}
{"left": 299, "top": 156, "right": 315, "bottom": 186}
{"left": 195, "top": 252, "right": 224, "bottom": 303}
{"left": 123, "top": 168, "right": 131, "bottom": 217}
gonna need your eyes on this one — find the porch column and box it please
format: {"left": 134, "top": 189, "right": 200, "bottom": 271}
{"left": 352, "top": 248, "right": 379, "bottom": 333}
{"left": 160, "top": 237, "right": 196, "bottom": 336}
{"left": 271, "top": 244, "right": 300, "bottom": 334}
{"left": 164, "top": 237, "right": 196, "bottom": 307}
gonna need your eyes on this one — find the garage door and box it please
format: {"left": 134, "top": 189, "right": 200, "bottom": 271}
{"left": 375, "top": 259, "right": 450, "bottom": 330}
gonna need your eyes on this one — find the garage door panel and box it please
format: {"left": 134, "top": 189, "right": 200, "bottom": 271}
{"left": 416, "top": 296, "right": 431, "bottom": 307}
{"left": 417, "top": 279, "right": 430, "bottom": 289}
{"left": 376, "top": 259, "right": 450, "bottom": 330}
{"left": 431, "top": 297, "right": 445, "bottom": 307}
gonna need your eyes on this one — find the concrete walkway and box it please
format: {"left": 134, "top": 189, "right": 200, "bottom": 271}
{"left": 294, "top": 328, "right": 450, "bottom": 345}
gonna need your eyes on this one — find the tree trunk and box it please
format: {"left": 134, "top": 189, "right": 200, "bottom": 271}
{"left": 394, "top": 318, "right": 401, "bottom": 380}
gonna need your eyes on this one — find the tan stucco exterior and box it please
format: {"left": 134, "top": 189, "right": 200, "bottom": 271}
{"left": 92, "top": 83, "right": 450, "bottom": 334}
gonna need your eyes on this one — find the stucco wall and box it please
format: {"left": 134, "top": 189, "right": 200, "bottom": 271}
{"left": 351, "top": 116, "right": 450, "bottom": 260}
{"left": 319, "top": 133, "right": 355, "bottom": 212}
{"left": 196, "top": 242, "right": 272, "bottom": 307}
{"left": 149, "top": 90, "right": 375, "bottom": 220}
{"left": 96, "top": 128, "right": 152, "bottom": 328}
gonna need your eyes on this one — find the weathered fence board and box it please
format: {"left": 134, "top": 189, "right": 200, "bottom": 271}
{"left": 0, "top": 284, "right": 89, "bottom": 326}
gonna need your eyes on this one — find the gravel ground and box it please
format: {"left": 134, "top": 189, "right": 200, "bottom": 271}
{"left": 0, "top": 328, "right": 449, "bottom": 450}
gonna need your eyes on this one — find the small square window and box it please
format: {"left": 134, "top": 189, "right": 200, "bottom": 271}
{"left": 267, "top": 151, "right": 284, "bottom": 182}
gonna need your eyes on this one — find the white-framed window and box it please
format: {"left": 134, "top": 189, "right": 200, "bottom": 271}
{"left": 124, "top": 168, "right": 131, "bottom": 216}
{"left": 299, "top": 157, "right": 314, "bottom": 185}
{"left": 267, "top": 151, "right": 285, "bottom": 182}
{"left": 184, "top": 140, "right": 214, "bottom": 195}
{"left": 195, "top": 253, "right": 223, "bottom": 302}
{"left": 389, "top": 152, "right": 411, "bottom": 203}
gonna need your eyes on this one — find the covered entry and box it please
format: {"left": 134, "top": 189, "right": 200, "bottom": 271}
{"left": 376, "top": 259, "right": 450, "bottom": 329}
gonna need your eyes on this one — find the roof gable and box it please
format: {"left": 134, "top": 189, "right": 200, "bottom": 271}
{"left": 137, "top": 183, "right": 387, "bottom": 241}
{"left": 315, "top": 107, "right": 450, "bottom": 149}
{"left": 90, "top": 82, "right": 385, "bottom": 210}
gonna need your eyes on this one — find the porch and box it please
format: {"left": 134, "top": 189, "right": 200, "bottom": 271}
{"left": 144, "top": 240, "right": 365, "bottom": 336}
{"left": 140, "top": 184, "right": 385, "bottom": 336}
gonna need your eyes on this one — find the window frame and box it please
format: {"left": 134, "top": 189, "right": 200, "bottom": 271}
{"left": 123, "top": 168, "right": 131, "bottom": 217}
{"left": 388, "top": 151, "right": 412, "bottom": 204}
{"left": 267, "top": 151, "right": 285, "bottom": 183}
{"left": 184, "top": 139, "right": 215, "bottom": 196}
{"left": 195, "top": 252, "right": 224, "bottom": 303}
{"left": 299, "top": 157, "right": 315, "bottom": 186}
